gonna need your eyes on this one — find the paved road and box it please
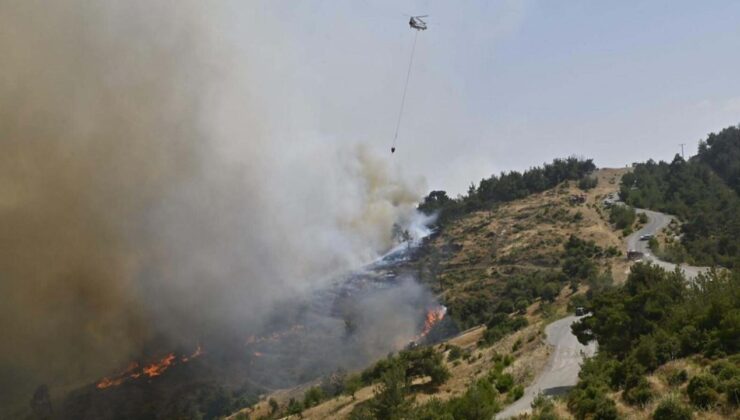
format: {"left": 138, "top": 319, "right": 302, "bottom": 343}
{"left": 496, "top": 315, "right": 597, "bottom": 419}
{"left": 627, "top": 209, "right": 709, "bottom": 279}
{"left": 497, "top": 208, "right": 711, "bottom": 418}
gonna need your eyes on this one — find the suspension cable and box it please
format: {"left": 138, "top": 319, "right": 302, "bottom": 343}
{"left": 392, "top": 30, "right": 419, "bottom": 152}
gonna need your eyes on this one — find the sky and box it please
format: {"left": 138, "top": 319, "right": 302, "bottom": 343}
{"left": 226, "top": 0, "right": 740, "bottom": 194}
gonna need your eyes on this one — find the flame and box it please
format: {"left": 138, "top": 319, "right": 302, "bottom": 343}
{"left": 415, "top": 305, "right": 447, "bottom": 342}
{"left": 143, "top": 353, "right": 176, "bottom": 378}
{"left": 96, "top": 362, "right": 140, "bottom": 389}
{"left": 96, "top": 345, "right": 204, "bottom": 389}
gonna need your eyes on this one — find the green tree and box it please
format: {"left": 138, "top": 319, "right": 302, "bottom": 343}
{"left": 652, "top": 397, "right": 692, "bottom": 420}
{"left": 687, "top": 374, "right": 719, "bottom": 408}
{"left": 343, "top": 374, "right": 363, "bottom": 400}
{"left": 371, "top": 362, "right": 411, "bottom": 420}
{"left": 449, "top": 378, "right": 500, "bottom": 420}
{"left": 303, "top": 386, "right": 325, "bottom": 408}
{"left": 286, "top": 398, "right": 303, "bottom": 416}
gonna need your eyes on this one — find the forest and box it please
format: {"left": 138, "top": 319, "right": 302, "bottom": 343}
{"left": 620, "top": 125, "right": 740, "bottom": 268}
{"left": 419, "top": 157, "right": 596, "bottom": 225}
{"left": 569, "top": 264, "right": 739, "bottom": 419}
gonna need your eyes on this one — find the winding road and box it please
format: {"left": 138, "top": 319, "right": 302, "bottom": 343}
{"left": 626, "top": 208, "right": 709, "bottom": 280}
{"left": 496, "top": 316, "right": 597, "bottom": 419}
{"left": 496, "top": 208, "right": 709, "bottom": 418}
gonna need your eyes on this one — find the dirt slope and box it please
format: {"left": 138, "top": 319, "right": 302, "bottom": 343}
{"left": 228, "top": 168, "right": 630, "bottom": 419}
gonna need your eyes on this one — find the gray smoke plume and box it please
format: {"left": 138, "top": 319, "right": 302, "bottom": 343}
{"left": 0, "top": 1, "right": 426, "bottom": 413}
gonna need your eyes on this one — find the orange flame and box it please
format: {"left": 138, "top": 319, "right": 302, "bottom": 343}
{"left": 143, "top": 353, "right": 176, "bottom": 378}
{"left": 96, "top": 362, "right": 140, "bottom": 389}
{"left": 96, "top": 345, "right": 204, "bottom": 389}
{"left": 415, "top": 306, "right": 447, "bottom": 342}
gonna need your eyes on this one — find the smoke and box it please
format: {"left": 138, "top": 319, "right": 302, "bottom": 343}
{"left": 0, "top": 0, "right": 426, "bottom": 412}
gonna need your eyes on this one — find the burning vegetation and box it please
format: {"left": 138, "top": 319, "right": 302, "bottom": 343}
{"left": 96, "top": 346, "right": 204, "bottom": 389}
{"left": 416, "top": 305, "right": 448, "bottom": 342}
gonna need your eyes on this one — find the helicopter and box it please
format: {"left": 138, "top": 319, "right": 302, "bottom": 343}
{"left": 408, "top": 15, "right": 428, "bottom": 31}
{"left": 391, "top": 15, "right": 428, "bottom": 154}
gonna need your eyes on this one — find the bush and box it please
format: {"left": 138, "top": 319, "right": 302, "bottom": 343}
{"left": 709, "top": 359, "right": 739, "bottom": 381}
{"left": 303, "top": 386, "right": 325, "bottom": 408}
{"left": 361, "top": 347, "right": 450, "bottom": 388}
{"left": 448, "top": 378, "right": 500, "bottom": 420}
{"left": 447, "top": 345, "right": 463, "bottom": 362}
{"left": 638, "top": 213, "right": 648, "bottom": 224}
{"left": 344, "top": 374, "right": 363, "bottom": 400}
{"left": 509, "top": 384, "right": 524, "bottom": 402}
{"left": 623, "top": 378, "right": 654, "bottom": 407}
{"left": 482, "top": 315, "right": 528, "bottom": 346}
{"left": 652, "top": 397, "right": 692, "bottom": 420}
{"left": 667, "top": 369, "right": 688, "bottom": 386}
{"left": 609, "top": 205, "right": 636, "bottom": 230}
{"left": 495, "top": 373, "right": 514, "bottom": 393}
{"left": 567, "top": 375, "right": 619, "bottom": 420}
{"left": 531, "top": 394, "right": 559, "bottom": 420}
{"left": 687, "top": 374, "right": 719, "bottom": 408}
{"left": 578, "top": 176, "right": 598, "bottom": 191}
{"left": 286, "top": 398, "right": 303, "bottom": 416}
{"left": 370, "top": 362, "right": 411, "bottom": 419}
{"left": 726, "top": 376, "right": 740, "bottom": 407}
{"left": 406, "top": 376, "right": 500, "bottom": 419}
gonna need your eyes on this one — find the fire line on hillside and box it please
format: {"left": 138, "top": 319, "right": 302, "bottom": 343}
{"left": 96, "top": 345, "right": 204, "bottom": 389}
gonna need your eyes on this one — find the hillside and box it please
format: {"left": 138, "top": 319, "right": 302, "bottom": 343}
{"left": 227, "top": 167, "right": 632, "bottom": 419}
{"left": 228, "top": 153, "right": 739, "bottom": 420}
{"left": 417, "top": 167, "right": 629, "bottom": 331}
{"left": 621, "top": 125, "right": 740, "bottom": 268}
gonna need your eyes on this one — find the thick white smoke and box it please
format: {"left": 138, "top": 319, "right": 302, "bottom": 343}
{"left": 0, "top": 0, "right": 427, "bottom": 413}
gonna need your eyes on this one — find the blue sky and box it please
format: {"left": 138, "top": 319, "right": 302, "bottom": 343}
{"left": 228, "top": 0, "right": 740, "bottom": 194}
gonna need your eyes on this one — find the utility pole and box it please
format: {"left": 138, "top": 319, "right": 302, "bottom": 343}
{"left": 679, "top": 143, "right": 686, "bottom": 159}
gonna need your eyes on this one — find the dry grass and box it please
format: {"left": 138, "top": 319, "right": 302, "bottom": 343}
{"left": 228, "top": 169, "right": 633, "bottom": 419}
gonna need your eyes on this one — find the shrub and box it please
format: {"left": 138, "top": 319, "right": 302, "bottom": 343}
{"left": 638, "top": 213, "right": 648, "bottom": 224}
{"left": 343, "top": 374, "right": 363, "bottom": 400}
{"left": 509, "top": 384, "right": 524, "bottom": 402}
{"left": 709, "top": 359, "right": 739, "bottom": 381}
{"left": 531, "top": 394, "right": 559, "bottom": 420}
{"left": 370, "top": 362, "right": 411, "bottom": 419}
{"left": 449, "top": 378, "right": 500, "bottom": 420}
{"left": 567, "top": 378, "right": 619, "bottom": 420}
{"left": 515, "top": 299, "right": 529, "bottom": 314}
{"left": 687, "top": 374, "right": 719, "bottom": 408}
{"left": 623, "top": 378, "right": 654, "bottom": 407}
{"left": 667, "top": 369, "right": 688, "bottom": 386}
{"left": 609, "top": 205, "right": 636, "bottom": 229}
{"left": 652, "top": 397, "right": 692, "bottom": 420}
{"left": 495, "top": 373, "right": 514, "bottom": 393}
{"left": 268, "top": 397, "right": 279, "bottom": 414}
{"left": 578, "top": 176, "right": 598, "bottom": 191}
{"left": 286, "top": 398, "right": 303, "bottom": 416}
{"left": 303, "top": 386, "right": 325, "bottom": 408}
{"left": 361, "top": 347, "right": 450, "bottom": 388}
{"left": 725, "top": 376, "right": 740, "bottom": 407}
{"left": 447, "top": 345, "right": 463, "bottom": 362}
